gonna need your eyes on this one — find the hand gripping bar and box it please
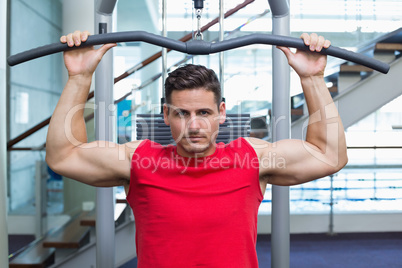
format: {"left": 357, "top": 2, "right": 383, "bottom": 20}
{"left": 7, "top": 31, "right": 390, "bottom": 74}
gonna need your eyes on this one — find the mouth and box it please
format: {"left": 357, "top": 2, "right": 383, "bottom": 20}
{"left": 185, "top": 136, "right": 205, "bottom": 142}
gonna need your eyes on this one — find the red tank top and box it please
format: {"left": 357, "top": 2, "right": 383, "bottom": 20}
{"left": 127, "top": 138, "right": 263, "bottom": 267}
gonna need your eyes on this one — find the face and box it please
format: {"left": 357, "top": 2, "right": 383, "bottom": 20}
{"left": 163, "top": 88, "right": 226, "bottom": 158}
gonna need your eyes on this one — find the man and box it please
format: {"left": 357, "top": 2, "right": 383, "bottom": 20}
{"left": 46, "top": 31, "right": 347, "bottom": 267}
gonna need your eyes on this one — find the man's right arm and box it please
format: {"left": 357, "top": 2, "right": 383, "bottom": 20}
{"left": 46, "top": 31, "right": 141, "bottom": 187}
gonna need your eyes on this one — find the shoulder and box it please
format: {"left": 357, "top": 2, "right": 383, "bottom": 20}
{"left": 243, "top": 137, "right": 270, "bottom": 147}
{"left": 124, "top": 140, "right": 146, "bottom": 161}
{"left": 222, "top": 137, "right": 268, "bottom": 160}
{"left": 243, "top": 137, "right": 271, "bottom": 155}
{"left": 124, "top": 139, "right": 168, "bottom": 160}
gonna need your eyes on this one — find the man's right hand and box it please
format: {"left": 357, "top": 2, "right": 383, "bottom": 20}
{"left": 60, "top": 30, "right": 116, "bottom": 78}
{"left": 47, "top": 30, "right": 136, "bottom": 189}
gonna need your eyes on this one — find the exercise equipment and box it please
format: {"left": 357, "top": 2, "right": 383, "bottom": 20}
{"left": 8, "top": 31, "right": 390, "bottom": 74}
{"left": 5, "top": 1, "right": 391, "bottom": 267}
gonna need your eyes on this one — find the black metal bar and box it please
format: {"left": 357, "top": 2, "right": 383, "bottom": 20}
{"left": 209, "top": 34, "right": 390, "bottom": 73}
{"left": 7, "top": 31, "right": 187, "bottom": 65}
{"left": 7, "top": 31, "right": 390, "bottom": 74}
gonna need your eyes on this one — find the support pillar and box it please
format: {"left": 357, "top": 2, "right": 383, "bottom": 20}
{"left": 0, "top": 0, "right": 9, "bottom": 266}
{"left": 219, "top": 0, "right": 225, "bottom": 94}
{"left": 267, "top": 0, "right": 290, "bottom": 267}
{"left": 95, "top": 1, "right": 117, "bottom": 267}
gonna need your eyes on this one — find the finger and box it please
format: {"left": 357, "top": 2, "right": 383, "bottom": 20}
{"left": 81, "top": 31, "right": 90, "bottom": 42}
{"left": 300, "top": 33, "right": 310, "bottom": 46}
{"left": 73, "top": 30, "right": 82, "bottom": 46}
{"left": 66, "top": 33, "right": 74, "bottom": 47}
{"left": 309, "top": 33, "right": 318, "bottom": 51}
{"left": 276, "top": 46, "right": 293, "bottom": 60}
{"left": 316, "top": 36, "right": 325, "bottom": 52}
{"left": 323, "top": 39, "right": 331, "bottom": 49}
{"left": 97, "top": 43, "right": 117, "bottom": 57}
{"left": 60, "top": 35, "right": 67, "bottom": 44}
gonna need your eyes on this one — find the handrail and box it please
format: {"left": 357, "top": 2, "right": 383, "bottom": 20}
{"left": 8, "top": 112, "right": 95, "bottom": 151}
{"left": 347, "top": 146, "right": 402, "bottom": 149}
{"left": 7, "top": 93, "right": 94, "bottom": 149}
{"left": 6, "top": 0, "right": 255, "bottom": 150}
{"left": 8, "top": 32, "right": 390, "bottom": 74}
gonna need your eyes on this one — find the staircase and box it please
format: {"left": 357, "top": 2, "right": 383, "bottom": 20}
{"left": 290, "top": 28, "right": 402, "bottom": 139}
{"left": 9, "top": 204, "right": 136, "bottom": 268}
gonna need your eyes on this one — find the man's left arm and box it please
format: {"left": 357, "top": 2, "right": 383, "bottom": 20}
{"left": 247, "top": 33, "right": 348, "bottom": 186}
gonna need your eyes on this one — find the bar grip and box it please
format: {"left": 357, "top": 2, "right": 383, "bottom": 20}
{"left": 7, "top": 31, "right": 390, "bottom": 74}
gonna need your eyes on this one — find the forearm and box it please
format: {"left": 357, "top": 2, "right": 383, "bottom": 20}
{"left": 301, "top": 75, "right": 347, "bottom": 166}
{"left": 46, "top": 75, "right": 93, "bottom": 164}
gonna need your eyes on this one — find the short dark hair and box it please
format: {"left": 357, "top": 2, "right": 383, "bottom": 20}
{"left": 164, "top": 64, "right": 222, "bottom": 107}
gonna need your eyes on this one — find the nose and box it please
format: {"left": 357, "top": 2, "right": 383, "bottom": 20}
{"left": 188, "top": 114, "right": 201, "bottom": 131}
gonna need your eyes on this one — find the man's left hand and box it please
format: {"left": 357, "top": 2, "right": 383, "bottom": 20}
{"left": 277, "top": 33, "right": 331, "bottom": 78}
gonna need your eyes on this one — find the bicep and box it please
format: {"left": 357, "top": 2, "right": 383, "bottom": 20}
{"left": 48, "top": 140, "right": 141, "bottom": 187}
{"left": 250, "top": 138, "right": 339, "bottom": 186}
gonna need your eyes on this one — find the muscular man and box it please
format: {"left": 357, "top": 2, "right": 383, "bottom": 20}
{"left": 46, "top": 31, "right": 347, "bottom": 267}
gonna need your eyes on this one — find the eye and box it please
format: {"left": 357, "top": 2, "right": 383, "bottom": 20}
{"left": 199, "top": 110, "right": 209, "bottom": 116}
{"left": 176, "top": 110, "right": 188, "bottom": 116}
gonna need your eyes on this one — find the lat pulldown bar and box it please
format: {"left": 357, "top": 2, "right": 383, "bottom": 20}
{"left": 8, "top": 31, "right": 390, "bottom": 74}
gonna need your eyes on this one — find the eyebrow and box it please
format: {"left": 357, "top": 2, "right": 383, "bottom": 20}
{"left": 174, "top": 108, "right": 215, "bottom": 114}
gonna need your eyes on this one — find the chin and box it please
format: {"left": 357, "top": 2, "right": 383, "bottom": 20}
{"left": 181, "top": 141, "right": 212, "bottom": 155}
{"left": 186, "top": 143, "right": 209, "bottom": 153}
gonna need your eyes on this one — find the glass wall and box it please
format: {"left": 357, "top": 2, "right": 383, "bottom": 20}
{"left": 8, "top": 0, "right": 63, "bottom": 215}
{"left": 7, "top": 1, "right": 97, "bottom": 223}
{"left": 259, "top": 95, "right": 402, "bottom": 214}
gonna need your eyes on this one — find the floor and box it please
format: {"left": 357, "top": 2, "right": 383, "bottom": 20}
{"left": 9, "top": 232, "right": 402, "bottom": 267}
{"left": 119, "top": 232, "right": 402, "bottom": 268}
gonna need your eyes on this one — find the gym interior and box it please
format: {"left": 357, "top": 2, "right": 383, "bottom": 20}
{"left": 1, "top": 0, "right": 402, "bottom": 267}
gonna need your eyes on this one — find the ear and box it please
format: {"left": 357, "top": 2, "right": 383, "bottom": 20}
{"left": 163, "top": 104, "right": 170, "bottom": 126}
{"left": 218, "top": 101, "right": 226, "bottom": 124}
